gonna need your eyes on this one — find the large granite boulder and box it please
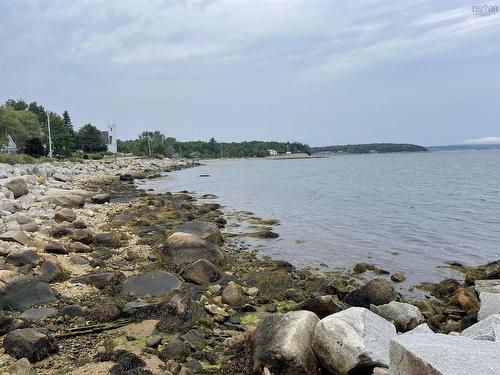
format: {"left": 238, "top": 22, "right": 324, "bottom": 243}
{"left": 5, "top": 178, "right": 29, "bottom": 199}
{"left": 161, "top": 232, "right": 224, "bottom": 268}
{"left": 344, "top": 278, "right": 399, "bottom": 308}
{"left": 478, "top": 291, "right": 500, "bottom": 321}
{"left": 312, "top": 307, "right": 397, "bottom": 374}
{"left": 294, "top": 295, "right": 346, "bottom": 318}
{"left": 180, "top": 259, "right": 221, "bottom": 285}
{"left": 461, "top": 314, "right": 500, "bottom": 341}
{"left": 121, "top": 271, "right": 182, "bottom": 297}
{"left": 3, "top": 328, "right": 58, "bottom": 362}
{"left": 371, "top": 301, "right": 425, "bottom": 332}
{"left": 0, "top": 272, "right": 56, "bottom": 310}
{"left": 389, "top": 333, "right": 500, "bottom": 375}
{"left": 174, "top": 221, "right": 223, "bottom": 244}
{"left": 250, "top": 310, "right": 319, "bottom": 374}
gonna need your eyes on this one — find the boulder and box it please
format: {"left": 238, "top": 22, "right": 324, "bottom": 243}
{"left": 72, "top": 272, "right": 115, "bottom": 289}
{"left": 5, "top": 178, "right": 29, "bottom": 199}
{"left": 294, "top": 295, "right": 346, "bottom": 318}
{"left": 70, "top": 229, "right": 94, "bottom": 244}
{"left": 91, "top": 193, "right": 111, "bottom": 204}
{"left": 0, "top": 274, "right": 56, "bottom": 310}
{"left": 344, "top": 278, "right": 399, "bottom": 308}
{"left": 461, "top": 314, "right": 500, "bottom": 341}
{"left": 312, "top": 307, "right": 397, "bottom": 374}
{"left": 161, "top": 232, "right": 224, "bottom": 268}
{"left": 478, "top": 291, "right": 500, "bottom": 321}
{"left": 70, "top": 241, "right": 92, "bottom": 253}
{"left": 44, "top": 240, "right": 68, "bottom": 254}
{"left": 6, "top": 357, "right": 37, "bottom": 375}
{"left": 370, "top": 302, "right": 425, "bottom": 332}
{"left": 389, "top": 333, "right": 500, "bottom": 375}
{"left": 5, "top": 249, "right": 40, "bottom": 267}
{"left": 0, "top": 231, "right": 31, "bottom": 246}
{"left": 35, "top": 261, "right": 62, "bottom": 283}
{"left": 60, "top": 304, "right": 87, "bottom": 317}
{"left": 53, "top": 172, "right": 70, "bottom": 182}
{"left": 20, "top": 308, "right": 59, "bottom": 322}
{"left": 250, "top": 310, "right": 319, "bottom": 374}
{"left": 222, "top": 282, "right": 244, "bottom": 307}
{"left": 95, "top": 233, "right": 114, "bottom": 247}
{"left": 121, "top": 271, "right": 182, "bottom": 297}
{"left": 180, "top": 259, "right": 221, "bottom": 285}
{"left": 286, "top": 288, "right": 306, "bottom": 302}
{"left": 54, "top": 208, "right": 76, "bottom": 223}
{"left": 3, "top": 328, "right": 58, "bottom": 362}
{"left": 174, "top": 221, "right": 223, "bottom": 244}
{"left": 50, "top": 194, "right": 84, "bottom": 209}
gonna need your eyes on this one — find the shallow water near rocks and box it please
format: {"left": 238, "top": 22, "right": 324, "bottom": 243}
{"left": 140, "top": 151, "right": 500, "bottom": 286}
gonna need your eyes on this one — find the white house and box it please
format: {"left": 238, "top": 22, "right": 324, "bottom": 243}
{"left": 267, "top": 149, "right": 278, "bottom": 156}
{"left": 1, "top": 135, "right": 18, "bottom": 153}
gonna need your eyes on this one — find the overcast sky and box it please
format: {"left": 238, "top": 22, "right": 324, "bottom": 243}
{"left": 1, "top": 0, "right": 499, "bottom": 146}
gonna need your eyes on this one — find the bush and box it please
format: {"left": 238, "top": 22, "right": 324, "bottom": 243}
{"left": 23, "top": 137, "right": 45, "bottom": 157}
{"left": 0, "top": 153, "right": 35, "bottom": 165}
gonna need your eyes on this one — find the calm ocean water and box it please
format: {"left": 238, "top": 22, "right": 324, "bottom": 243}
{"left": 142, "top": 151, "right": 500, "bottom": 284}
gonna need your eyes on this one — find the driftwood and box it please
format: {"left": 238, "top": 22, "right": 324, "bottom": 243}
{"left": 54, "top": 319, "right": 131, "bottom": 339}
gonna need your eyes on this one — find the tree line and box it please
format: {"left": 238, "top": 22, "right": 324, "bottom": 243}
{"left": 311, "top": 143, "right": 428, "bottom": 154}
{"left": 118, "top": 132, "right": 311, "bottom": 158}
{"left": 0, "top": 98, "right": 108, "bottom": 157}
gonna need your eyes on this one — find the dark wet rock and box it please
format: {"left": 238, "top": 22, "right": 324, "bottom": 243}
{"left": 50, "top": 194, "right": 84, "bottom": 208}
{"left": 112, "top": 213, "right": 131, "bottom": 224}
{"left": 90, "top": 247, "right": 114, "bottom": 260}
{"left": 420, "top": 278, "right": 461, "bottom": 298}
{"left": 61, "top": 304, "right": 87, "bottom": 317}
{"left": 89, "top": 300, "right": 122, "bottom": 322}
{"left": 161, "top": 232, "right": 225, "bottom": 268}
{"left": 35, "top": 261, "right": 62, "bottom": 283}
{"left": 0, "top": 275, "right": 56, "bottom": 310}
{"left": 182, "top": 329, "right": 206, "bottom": 350}
{"left": 146, "top": 334, "right": 162, "bottom": 348}
{"left": 70, "top": 241, "right": 92, "bottom": 253}
{"left": 313, "top": 307, "right": 397, "bottom": 374}
{"left": 391, "top": 272, "right": 407, "bottom": 283}
{"left": 6, "top": 249, "right": 40, "bottom": 267}
{"left": 174, "top": 221, "right": 223, "bottom": 244}
{"left": 69, "top": 255, "right": 89, "bottom": 265}
{"left": 222, "top": 282, "right": 244, "bottom": 307}
{"left": 95, "top": 232, "right": 115, "bottom": 247}
{"left": 54, "top": 208, "right": 76, "bottom": 223}
{"left": 89, "top": 258, "right": 106, "bottom": 268}
{"left": 91, "top": 193, "right": 111, "bottom": 204}
{"left": 180, "top": 259, "right": 221, "bottom": 285}
{"left": 159, "top": 337, "right": 191, "bottom": 362}
{"left": 156, "top": 294, "right": 207, "bottom": 334}
{"left": 5, "top": 177, "right": 29, "bottom": 198}
{"left": 294, "top": 295, "right": 346, "bottom": 318}
{"left": 353, "top": 262, "right": 377, "bottom": 273}
{"left": 3, "top": 328, "right": 58, "bottom": 362}
{"left": 44, "top": 240, "right": 68, "bottom": 254}
{"left": 121, "top": 271, "right": 182, "bottom": 297}
{"left": 71, "top": 220, "right": 88, "bottom": 229}
{"left": 20, "top": 308, "right": 59, "bottom": 321}
{"left": 72, "top": 272, "right": 115, "bottom": 289}
{"left": 465, "top": 261, "right": 500, "bottom": 284}
{"left": 70, "top": 229, "right": 94, "bottom": 244}
{"left": 286, "top": 288, "right": 306, "bottom": 303}
{"left": 344, "top": 278, "right": 399, "bottom": 308}
{"left": 0, "top": 230, "right": 31, "bottom": 245}
{"left": 119, "top": 174, "right": 134, "bottom": 181}
{"left": 50, "top": 225, "right": 73, "bottom": 238}
{"left": 250, "top": 310, "right": 319, "bottom": 374}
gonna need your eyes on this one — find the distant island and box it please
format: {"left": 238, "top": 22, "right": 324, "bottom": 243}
{"left": 428, "top": 144, "right": 500, "bottom": 152}
{"left": 311, "top": 143, "right": 428, "bottom": 155}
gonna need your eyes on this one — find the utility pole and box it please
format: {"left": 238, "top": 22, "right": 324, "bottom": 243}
{"left": 179, "top": 144, "right": 183, "bottom": 159}
{"left": 148, "top": 136, "right": 152, "bottom": 157}
{"left": 47, "top": 110, "right": 53, "bottom": 158}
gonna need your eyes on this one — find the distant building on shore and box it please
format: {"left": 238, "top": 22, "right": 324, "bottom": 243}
{"left": 1, "top": 135, "right": 18, "bottom": 153}
{"left": 267, "top": 149, "right": 278, "bottom": 156}
{"left": 100, "top": 123, "right": 117, "bottom": 153}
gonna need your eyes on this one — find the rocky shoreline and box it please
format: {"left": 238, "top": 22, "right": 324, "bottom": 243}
{"left": 0, "top": 158, "right": 499, "bottom": 375}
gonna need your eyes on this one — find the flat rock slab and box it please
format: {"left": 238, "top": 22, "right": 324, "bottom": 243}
{"left": 0, "top": 278, "right": 56, "bottom": 310}
{"left": 20, "top": 308, "right": 59, "bottom": 321}
{"left": 0, "top": 230, "right": 31, "bottom": 245}
{"left": 475, "top": 280, "right": 500, "bottom": 294}
{"left": 389, "top": 333, "right": 500, "bottom": 375}
{"left": 72, "top": 272, "right": 115, "bottom": 289}
{"left": 3, "top": 328, "right": 58, "bottom": 362}
{"left": 121, "top": 271, "right": 182, "bottom": 297}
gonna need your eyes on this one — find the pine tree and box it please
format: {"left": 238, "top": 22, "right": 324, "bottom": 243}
{"left": 62, "top": 110, "right": 73, "bottom": 133}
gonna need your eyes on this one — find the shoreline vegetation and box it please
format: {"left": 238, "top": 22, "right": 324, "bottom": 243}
{"left": 0, "top": 157, "right": 498, "bottom": 374}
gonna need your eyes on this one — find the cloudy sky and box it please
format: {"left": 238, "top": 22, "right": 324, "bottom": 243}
{"left": 0, "top": 0, "right": 499, "bottom": 146}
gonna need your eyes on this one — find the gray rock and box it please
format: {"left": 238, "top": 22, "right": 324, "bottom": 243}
{"left": 312, "top": 307, "right": 397, "bottom": 374}
{"left": 123, "top": 299, "right": 155, "bottom": 315}
{"left": 407, "top": 323, "right": 434, "bottom": 335}
{"left": 50, "top": 194, "right": 84, "bottom": 208}
{"left": 60, "top": 304, "right": 87, "bottom": 317}
{"left": 146, "top": 335, "right": 162, "bottom": 348}
{"left": 285, "top": 288, "right": 306, "bottom": 302}
{"left": 475, "top": 279, "right": 500, "bottom": 294}
{"left": 112, "top": 213, "right": 131, "bottom": 224}
{"left": 91, "top": 193, "right": 111, "bottom": 204}
{"left": 70, "top": 229, "right": 93, "bottom": 244}
{"left": 35, "top": 261, "right": 62, "bottom": 283}
{"left": 21, "top": 223, "right": 39, "bottom": 233}
{"left": 294, "top": 295, "right": 346, "bottom": 318}
{"left": 6, "top": 358, "right": 37, "bottom": 375}
{"left": 121, "top": 271, "right": 182, "bottom": 297}
{"left": 70, "top": 241, "right": 92, "bottom": 253}
{"left": 370, "top": 301, "right": 425, "bottom": 332}
{"left": 3, "top": 328, "right": 58, "bottom": 362}
{"left": 95, "top": 233, "right": 114, "bottom": 247}
{"left": 389, "top": 333, "right": 500, "bottom": 375}
{"left": 0, "top": 275, "right": 56, "bottom": 310}
{"left": 69, "top": 255, "right": 89, "bottom": 265}
{"left": 44, "top": 240, "right": 68, "bottom": 254}
{"left": 0, "top": 230, "right": 31, "bottom": 246}
{"left": 461, "top": 314, "right": 500, "bottom": 341}
{"left": 479, "top": 292, "right": 500, "bottom": 321}
{"left": 52, "top": 172, "right": 70, "bottom": 182}
{"left": 5, "top": 178, "right": 29, "bottom": 199}
{"left": 174, "top": 221, "right": 223, "bottom": 244}
{"left": 16, "top": 215, "right": 31, "bottom": 225}
{"left": 6, "top": 249, "right": 40, "bottom": 267}
{"left": 20, "top": 308, "right": 59, "bottom": 321}
{"left": 250, "top": 310, "right": 319, "bottom": 374}
{"left": 72, "top": 272, "right": 115, "bottom": 289}
{"left": 344, "top": 278, "right": 399, "bottom": 308}
{"left": 54, "top": 208, "right": 76, "bottom": 223}
{"left": 180, "top": 259, "right": 221, "bottom": 285}
{"left": 162, "top": 232, "right": 224, "bottom": 267}
{"left": 222, "top": 282, "right": 243, "bottom": 307}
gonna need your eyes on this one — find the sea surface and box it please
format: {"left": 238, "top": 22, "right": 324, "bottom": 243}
{"left": 141, "top": 151, "right": 500, "bottom": 284}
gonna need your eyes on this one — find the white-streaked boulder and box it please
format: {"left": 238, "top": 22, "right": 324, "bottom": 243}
{"left": 478, "top": 291, "right": 500, "bottom": 321}
{"left": 312, "top": 307, "right": 397, "bottom": 374}
{"left": 462, "top": 314, "right": 500, "bottom": 341}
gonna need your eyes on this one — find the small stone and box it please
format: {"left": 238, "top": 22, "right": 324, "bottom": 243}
{"left": 286, "top": 288, "right": 306, "bottom": 303}
{"left": 246, "top": 287, "right": 260, "bottom": 297}
{"left": 54, "top": 208, "right": 77, "bottom": 223}
{"left": 91, "top": 194, "right": 111, "bottom": 204}
{"left": 391, "top": 272, "right": 406, "bottom": 283}
{"left": 205, "top": 304, "right": 229, "bottom": 317}
{"left": 146, "top": 334, "right": 162, "bottom": 348}
{"left": 208, "top": 284, "right": 222, "bottom": 294}
{"left": 70, "top": 242, "right": 92, "bottom": 253}
{"left": 44, "top": 240, "right": 68, "bottom": 254}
